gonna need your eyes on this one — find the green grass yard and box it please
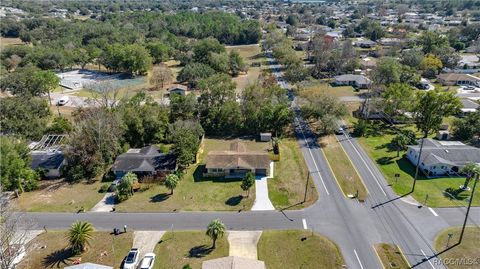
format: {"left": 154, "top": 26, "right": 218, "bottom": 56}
{"left": 321, "top": 135, "right": 368, "bottom": 200}
{"left": 226, "top": 44, "right": 265, "bottom": 94}
{"left": 434, "top": 227, "right": 480, "bottom": 269}
{"left": 154, "top": 231, "right": 229, "bottom": 269}
{"left": 298, "top": 80, "right": 365, "bottom": 99}
{"left": 374, "top": 243, "right": 410, "bottom": 269}
{"left": 357, "top": 127, "right": 480, "bottom": 207}
{"left": 18, "top": 231, "right": 133, "bottom": 269}
{"left": 258, "top": 230, "right": 345, "bottom": 269}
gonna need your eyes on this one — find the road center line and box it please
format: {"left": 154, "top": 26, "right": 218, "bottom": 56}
{"left": 353, "top": 249, "right": 365, "bottom": 269}
{"left": 428, "top": 207, "right": 439, "bottom": 217}
{"left": 302, "top": 218, "right": 308, "bottom": 229}
{"left": 420, "top": 249, "right": 436, "bottom": 269}
{"left": 343, "top": 133, "right": 387, "bottom": 196}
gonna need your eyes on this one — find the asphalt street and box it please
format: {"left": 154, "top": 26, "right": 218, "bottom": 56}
{"left": 27, "top": 54, "right": 480, "bottom": 269}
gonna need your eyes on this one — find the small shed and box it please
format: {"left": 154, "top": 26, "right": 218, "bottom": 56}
{"left": 259, "top": 133, "right": 272, "bottom": 142}
{"left": 167, "top": 84, "right": 188, "bottom": 96}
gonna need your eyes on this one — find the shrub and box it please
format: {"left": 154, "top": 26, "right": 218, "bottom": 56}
{"left": 99, "top": 184, "right": 110, "bottom": 193}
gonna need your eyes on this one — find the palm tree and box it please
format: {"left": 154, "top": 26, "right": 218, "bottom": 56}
{"left": 165, "top": 174, "right": 179, "bottom": 195}
{"left": 461, "top": 162, "right": 480, "bottom": 190}
{"left": 206, "top": 219, "right": 226, "bottom": 249}
{"left": 68, "top": 221, "right": 94, "bottom": 254}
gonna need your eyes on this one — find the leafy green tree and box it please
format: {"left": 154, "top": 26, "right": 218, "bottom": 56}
{"left": 411, "top": 90, "right": 462, "bottom": 190}
{"left": 165, "top": 173, "right": 179, "bottom": 195}
{"left": 208, "top": 52, "right": 229, "bottom": 73}
{"left": 374, "top": 58, "right": 401, "bottom": 85}
{"left": 229, "top": 50, "right": 246, "bottom": 77}
{"left": 118, "top": 93, "right": 169, "bottom": 148}
{"left": 147, "top": 42, "right": 171, "bottom": 64}
{"left": 170, "top": 94, "right": 199, "bottom": 121}
{"left": 169, "top": 120, "right": 204, "bottom": 167}
{"left": 286, "top": 15, "right": 299, "bottom": 26}
{"left": 353, "top": 119, "right": 368, "bottom": 137}
{"left": 32, "top": 70, "right": 60, "bottom": 105}
{"left": 0, "top": 97, "right": 50, "bottom": 140}
{"left": 177, "top": 63, "right": 216, "bottom": 88}
{"left": 46, "top": 116, "right": 73, "bottom": 134}
{"left": 193, "top": 38, "right": 225, "bottom": 64}
{"left": 420, "top": 31, "right": 448, "bottom": 54}
{"left": 284, "top": 62, "right": 309, "bottom": 83}
{"left": 460, "top": 162, "right": 480, "bottom": 190}
{"left": 122, "top": 44, "right": 153, "bottom": 76}
{"left": 241, "top": 172, "right": 255, "bottom": 197}
{"left": 452, "top": 111, "right": 480, "bottom": 141}
{"left": 68, "top": 221, "right": 94, "bottom": 254}
{"left": 0, "top": 137, "right": 39, "bottom": 193}
{"left": 206, "top": 219, "right": 226, "bottom": 249}
{"left": 420, "top": 54, "right": 442, "bottom": 78}
{"left": 390, "top": 133, "right": 410, "bottom": 157}
{"left": 301, "top": 94, "right": 347, "bottom": 134}
{"left": 117, "top": 172, "right": 136, "bottom": 202}
{"left": 400, "top": 48, "right": 424, "bottom": 68}
{"left": 381, "top": 83, "right": 414, "bottom": 120}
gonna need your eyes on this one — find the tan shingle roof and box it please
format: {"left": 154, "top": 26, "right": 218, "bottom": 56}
{"left": 206, "top": 142, "right": 270, "bottom": 170}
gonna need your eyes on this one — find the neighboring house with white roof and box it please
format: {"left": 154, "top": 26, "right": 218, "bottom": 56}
{"left": 333, "top": 74, "right": 372, "bottom": 89}
{"left": 459, "top": 98, "right": 479, "bottom": 117}
{"left": 406, "top": 139, "right": 480, "bottom": 177}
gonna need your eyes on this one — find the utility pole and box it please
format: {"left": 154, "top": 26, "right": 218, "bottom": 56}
{"left": 458, "top": 173, "right": 478, "bottom": 244}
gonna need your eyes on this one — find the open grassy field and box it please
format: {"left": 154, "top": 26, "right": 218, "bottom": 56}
{"left": 374, "top": 243, "right": 410, "bottom": 269}
{"left": 298, "top": 80, "right": 364, "bottom": 98}
{"left": 0, "top": 37, "right": 24, "bottom": 48}
{"left": 434, "top": 227, "right": 480, "bottom": 269}
{"left": 258, "top": 230, "right": 345, "bottom": 269}
{"left": 268, "top": 139, "right": 318, "bottom": 209}
{"left": 357, "top": 125, "right": 480, "bottom": 207}
{"left": 226, "top": 44, "right": 264, "bottom": 93}
{"left": 115, "top": 138, "right": 262, "bottom": 212}
{"left": 16, "top": 179, "right": 105, "bottom": 212}
{"left": 18, "top": 231, "right": 133, "bottom": 269}
{"left": 320, "top": 135, "right": 368, "bottom": 200}
{"left": 154, "top": 231, "right": 229, "bottom": 269}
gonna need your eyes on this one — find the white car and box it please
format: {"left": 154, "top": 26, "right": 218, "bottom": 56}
{"left": 123, "top": 248, "right": 139, "bottom": 269}
{"left": 139, "top": 253, "right": 156, "bottom": 269}
{"left": 56, "top": 96, "right": 70, "bottom": 106}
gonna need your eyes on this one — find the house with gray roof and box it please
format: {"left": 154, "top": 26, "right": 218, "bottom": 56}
{"left": 406, "top": 139, "right": 480, "bottom": 177}
{"left": 459, "top": 98, "right": 479, "bottom": 117}
{"left": 31, "top": 150, "right": 65, "bottom": 178}
{"left": 112, "top": 145, "right": 177, "bottom": 180}
{"left": 333, "top": 74, "right": 371, "bottom": 89}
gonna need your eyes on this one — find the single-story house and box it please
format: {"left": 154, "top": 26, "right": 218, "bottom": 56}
{"left": 355, "top": 39, "right": 376, "bottom": 48}
{"left": 406, "top": 139, "right": 480, "bottom": 177}
{"left": 333, "top": 74, "right": 372, "bottom": 89}
{"left": 202, "top": 256, "right": 265, "bottom": 269}
{"left": 65, "top": 263, "right": 113, "bottom": 269}
{"left": 437, "top": 73, "right": 480, "bottom": 87}
{"left": 31, "top": 150, "right": 65, "bottom": 178}
{"left": 112, "top": 145, "right": 177, "bottom": 180}
{"left": 459, "top": 98, "right": 479, "bottom": 117}
{"left": 167, "top": 84, "right": 188, "bottom": 96}
{"left": 204, "top": 141, "right": 271, "bottom": 178}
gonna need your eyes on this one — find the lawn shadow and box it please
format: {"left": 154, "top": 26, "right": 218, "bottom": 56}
{"left": 42, "top": 248, "right": 75, "bottom": 268}
{"left": 188, "top": 245, "right": 213, "bottom": 258}
{"left": 150, "top": 193, "right": 171, "bottom": 203}
{"left": 377, "top": 156, "right": 395, "bottom": 165}
{"left": 225, "top": 195, "right": 243, "bottom": 206}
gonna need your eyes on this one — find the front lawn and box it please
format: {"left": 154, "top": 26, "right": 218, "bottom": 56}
{"left": 257, "top": 230, "right": 345, "bottom": 269}
{"left": 434, "top": 227, "right": 480, "bottom": 269}
{"left": 18, "top": 231, "right": 133, "bottom": 269}
{"left": 153, "top": 231, "right": 229, "bottom": 269}
{"left": 16, "top": 179, "right": 106, "bottom": 212}
{"left": 357, "top": 126, "right": 480, "bottom": 207}
{"left": 374, "top": 243, "right": 410, "bottom": 269}
{"left": 298, "top": 80, "right": 365, "bottom": 98}
{"left": 321, "top": 135, "right": 368, "bottom": 200}
{"left": 115, "top": 138, "right": 261, "bottom": 212}
{"left": 268, "top": 139, "right": 318, "bottom": 209}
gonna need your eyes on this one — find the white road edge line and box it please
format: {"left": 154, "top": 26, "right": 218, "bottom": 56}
{"left": 353, "top": 249, "right": 365, "bottom": 269}
{"left": 295, "top": 118, "right": 330, "bottom": 195}
{"left": 343, "top": 133, "right": 387, "bottom": 196}
{"left": 428, "top": 207, "right": 439, "bottom": 217}
{"left": 420, "top": 249, "right": 436, "bottom": 269}
{"left": 302, "top": 218, "right": 308, "bottom": 229}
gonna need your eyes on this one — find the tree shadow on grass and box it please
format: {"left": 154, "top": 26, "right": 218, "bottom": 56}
{"left": 225, "top": 195, "right": 243, "bottom": 206}
{"left": 150, "top": 193, "right": 170, "bottom": 203}
{"left": 377, "top": 156, "right": 396, "bottom": 165}
{"left": 42, "top": 248, "right": 75, "bottom": 268}
{"left": 444, "top": 187, "right": 470, "bottom": 201}
{"left": 188, "top": 245, "right": 213, "bottom": 258}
